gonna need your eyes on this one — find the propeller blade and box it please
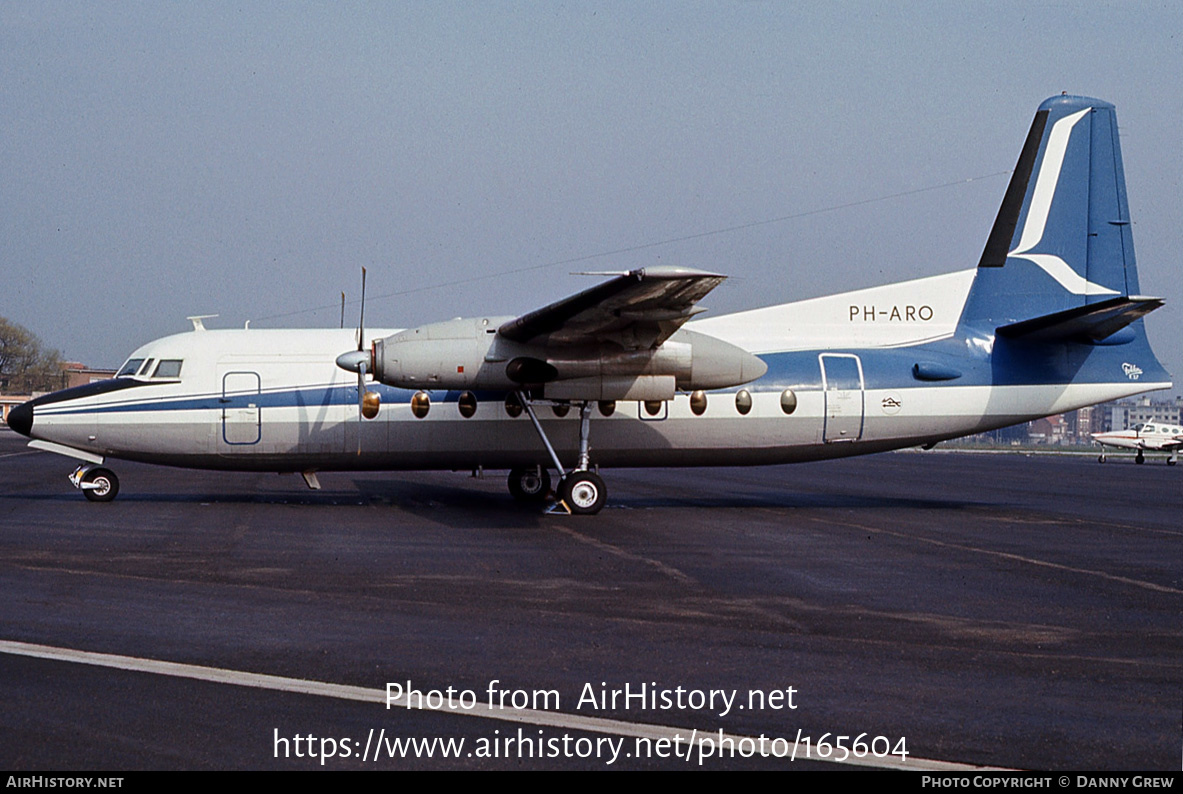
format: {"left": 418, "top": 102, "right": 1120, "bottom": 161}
{"left": 357, "top": 360, "right": 366, "bottom": 454}
{"left": 333, "top": 266, "right": 375, "bottom": 456}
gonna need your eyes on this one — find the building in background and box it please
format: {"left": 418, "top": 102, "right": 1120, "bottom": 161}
{"left": 0, "top": 361, "right": 116, "bottom": 425}
{"left": 60, "top": 362, "right": 117, "bottom": 389}
{"left": 1105, "top": 395, "right": 1183, "bottom": 434}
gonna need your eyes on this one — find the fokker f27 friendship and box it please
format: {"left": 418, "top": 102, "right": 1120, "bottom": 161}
{"left": 7, "top": 96, "right": 1171, "bottom": 513}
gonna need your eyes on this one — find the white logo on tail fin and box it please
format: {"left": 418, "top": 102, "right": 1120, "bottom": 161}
{"left": 1122, "top": 362, "right": 1142, "bottom": 380}
{"left": 1008, "top": 107, "right": 1120, "bottom": 296}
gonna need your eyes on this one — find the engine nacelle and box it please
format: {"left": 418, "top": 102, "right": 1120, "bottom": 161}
{"left": 673, "top": 329, "right": 768, "bottom": 391}
{"left": 370, "top": 319, "right": 767, "bottom": 398}
{"left": 372, "top": 317, "right": 513, "bottom": 389}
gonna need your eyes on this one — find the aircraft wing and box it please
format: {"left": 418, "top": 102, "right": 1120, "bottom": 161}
{"left": 497, "top": 266, "right": 726, "bottom": 349}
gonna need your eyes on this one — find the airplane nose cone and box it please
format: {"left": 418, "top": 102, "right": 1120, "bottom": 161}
{"left": 6, "top": 401, "right": 33, "bottom": 437}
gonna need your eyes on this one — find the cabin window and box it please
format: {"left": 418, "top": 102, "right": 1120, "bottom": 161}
{"left": 117, "top": 359, "right": 144, "bottom": 378}
{"left": 735, "top": 389, "right": 752, "bottom": 415}
{"left": 153, "top": 359, "right": 183, "bottom": 379}
{"left": 411, "top": 391, "right": 431, "bottom": 418}
{"left": 780, "top": 389, "right": 798, "bottom": 415}
{"left": 458, "top": 391, "right": 477, "bottom": 418}
{"left": 689, "top": 390, "right": 707, "bottom": 416}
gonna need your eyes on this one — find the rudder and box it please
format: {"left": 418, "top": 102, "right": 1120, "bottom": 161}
{"left": 960, "top": 95, "right": 1141, "bottom": 332}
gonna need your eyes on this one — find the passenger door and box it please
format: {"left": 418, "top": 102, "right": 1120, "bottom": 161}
{"left": 220, "top": 371, "right": 261, "bottom": 446}
{"left": 820, "top": 354, "right": 864, "bottom": 443}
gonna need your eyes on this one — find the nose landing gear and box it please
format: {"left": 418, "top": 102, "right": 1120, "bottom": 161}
{"left": 71, "top": 464, "right": 120, "bottom": 502}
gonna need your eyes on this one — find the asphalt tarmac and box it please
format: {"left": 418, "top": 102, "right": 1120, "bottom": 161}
{"left": 0, "top": 430, "right": 1179, "bottom": 770}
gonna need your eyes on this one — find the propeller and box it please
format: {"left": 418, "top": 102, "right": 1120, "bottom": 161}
{"left": 335, "top": 268, "right": 380, "bottom": 454}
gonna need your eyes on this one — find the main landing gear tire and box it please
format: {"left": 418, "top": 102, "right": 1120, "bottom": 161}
{"left": 1136, "top": 451, "right": 1145, "bottom": 465}
{"left": 560, "top": 471, "right": 607, "bottom": 515}
{"left": 508, "top": 466, "right": 551, "bottom": 503}
{"left": 82, "top": 468, "right": 119, "bottom": 503}
{"left": 1098, "top": 454, "right": 1107, "bottom": 463}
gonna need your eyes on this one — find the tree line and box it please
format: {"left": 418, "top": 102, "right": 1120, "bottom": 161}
{"left": 0, "top": 317, "right": 66, "bottom": 394}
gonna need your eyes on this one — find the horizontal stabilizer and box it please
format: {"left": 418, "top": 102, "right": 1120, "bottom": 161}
{"left": 995, "top": 295, "right": 1163, "bottom": 343}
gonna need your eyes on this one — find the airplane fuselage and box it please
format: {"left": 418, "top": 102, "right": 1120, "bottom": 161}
{"left": 17, "top": 272, "right": 1167, "bottom": 476}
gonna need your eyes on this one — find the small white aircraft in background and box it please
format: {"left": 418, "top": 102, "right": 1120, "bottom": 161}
{"left": 6, "top": 95, "right": 1173, "bottom": 512}
{"left": 1092, "top": 424, "right": 1183, "bottom": 465}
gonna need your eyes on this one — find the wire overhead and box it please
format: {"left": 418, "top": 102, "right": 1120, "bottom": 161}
{"left": 253, "top": 170, "right": 1010, "bottom": 324}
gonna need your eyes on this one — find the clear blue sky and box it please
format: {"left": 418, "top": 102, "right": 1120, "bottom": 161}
{"left": 3, "top": 2, "right": 1181, "bottom": 387}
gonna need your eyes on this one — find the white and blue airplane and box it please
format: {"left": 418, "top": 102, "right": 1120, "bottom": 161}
{"left": 7, "top": 95, "right": 1171, "bottom": 513}
{"left": 1092, "top": 423, "right": 1183, "bottom": 465}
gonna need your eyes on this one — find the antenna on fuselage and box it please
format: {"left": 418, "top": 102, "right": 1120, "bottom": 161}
{"left": 187, "top": 314, "right": 218, "bottom": 331}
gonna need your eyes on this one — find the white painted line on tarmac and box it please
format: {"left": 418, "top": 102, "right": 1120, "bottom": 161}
{"left": 0, "top": 639, "right": 1004, "bottom": 771}
{"left": 816, "top": 516, "right": 1183, "bottom": 596}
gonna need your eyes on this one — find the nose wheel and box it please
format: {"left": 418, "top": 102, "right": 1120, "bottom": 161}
{"left": 71, "top": 465, "right": 120, "bottom": 502}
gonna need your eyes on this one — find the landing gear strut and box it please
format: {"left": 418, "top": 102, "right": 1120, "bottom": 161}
{"left": 515, "top": 392, "right": 608, "bottom": 515}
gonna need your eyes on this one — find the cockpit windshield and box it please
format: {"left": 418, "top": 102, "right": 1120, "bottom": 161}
{"left": 115, "top": 357, "right": 183, "bottom": 380}
{"left": 153, "top": 360, "right": 183, "bottom": 378}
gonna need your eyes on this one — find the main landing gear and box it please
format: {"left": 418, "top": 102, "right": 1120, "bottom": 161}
{"left": 508, "top": 465, "right": 551, "bottom": 503}
{"left": 509, "top": 393, "right": 608, "bottom": 515}
{"left": 1096, "top": 449, "right": 1177, "bottom": 465}
{"left": 70, "top": 464, "right": 120, "bottom": 502}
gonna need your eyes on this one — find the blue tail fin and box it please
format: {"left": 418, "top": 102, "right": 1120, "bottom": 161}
{"left": 959, "top": 95, "right": 1148, "bottom": 333}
